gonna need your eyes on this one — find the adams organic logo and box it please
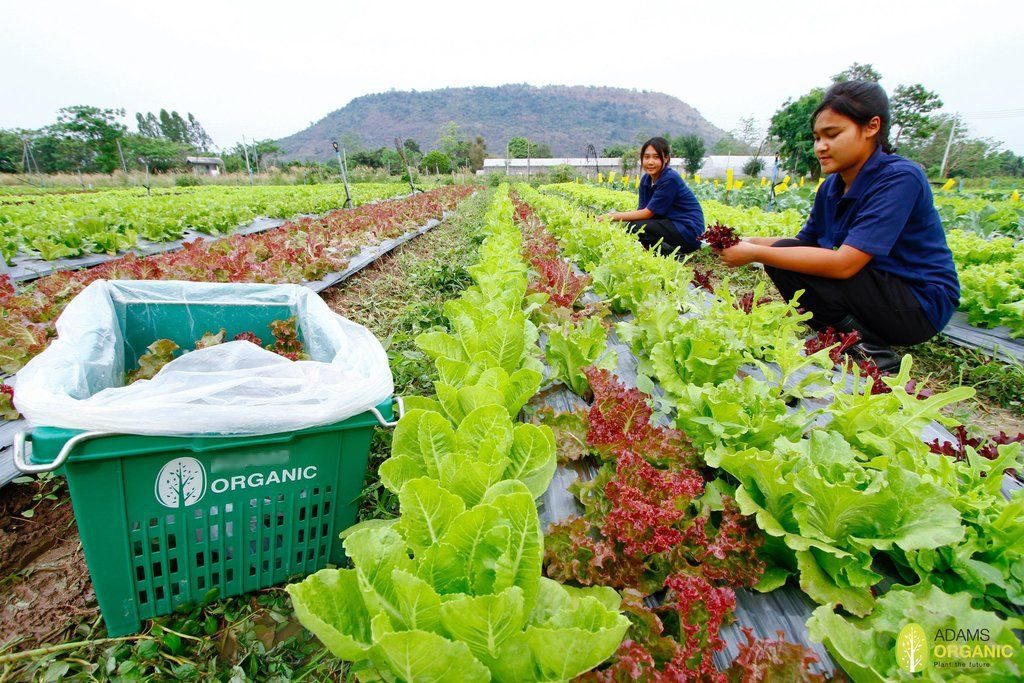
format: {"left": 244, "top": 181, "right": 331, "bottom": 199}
{"left": 895, "top": 621, "right": 1018, "bottom": 675}
{"left": 156, "top": 457, "right": 207, "bottom": 508}
{"left": 896, "top": 622, "right": 928, "bottom": 673}
{"left": 154, "top": 457, "right": 320, "bottom": 508}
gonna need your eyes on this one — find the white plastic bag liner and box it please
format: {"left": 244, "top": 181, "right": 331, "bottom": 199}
{"left": 15, "top": 280, "right": 394, "bottom": 436}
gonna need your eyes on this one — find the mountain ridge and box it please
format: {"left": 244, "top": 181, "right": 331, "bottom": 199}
{"left": 276, "top": 84, "right": 726, "bottom": 161}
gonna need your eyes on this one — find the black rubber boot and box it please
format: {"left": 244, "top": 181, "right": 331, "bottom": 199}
{"left": 835, "top": 315, "right": 901, "bottom": 373}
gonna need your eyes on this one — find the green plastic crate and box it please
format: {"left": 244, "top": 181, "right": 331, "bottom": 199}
{"left": 18, "top": 400, "right": 392, "bottom": 637}
{"left": 13, "top": 293, "right": 395, "bottom": 636}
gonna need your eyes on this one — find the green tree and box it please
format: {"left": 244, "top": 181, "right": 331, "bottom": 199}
{"left": 403, "top": 139, "right": 421, "bottom": 155}
{"left": 507, "top": 136, "right": 529, "bottom": 158}
{"left": 468, "top": 135, "right": 487, "bottom": 171}
{"left": 136, "top": 110, "right": 213, "bottom": 152}
{"left": 437, "top": 122, "right": 471, "bottom": 169}
{"left": 158, "top": 109, "right": 189, "bottom": 144}
{"left": 742, "top": 157, "right": 765, "bottom": 178}
{"left": 123, "top": 133, "right": 188, "bottom": 171}
{"left": 532, "top": 142, "right": 553, "bottom": 158}
{"left": 832, "top": 62, "right": 882, "bottom": 83}
{"left": 0, "top": 130, "right": 25, "bottom": 173}
{"left": 380, "top": 148, "right": 403, "bottom": 174}
{"left": 620, "top": 147, "right": 640, "bottom": 175}
{"left": 711, "top": 133, "right": 752, "bottom": 155}
{"left": 506, "top": 137, "right": 551, "bottom": 159}
{"left": 677, "top": 135, "right": 706, "bottom": 175}
{"left": 52, "top": 105, "right": 128, "bottom": 173}
{"left": 603, "top": 144, "right": 630, "bottom": 158}
{"left": 251, "top": 139, "right": 281, "bottom": 169}
{"left": 735, "top": 115, "right": 762, "bottom": 148}
{"left": 136, "top": 112, "right": 162, "bottom": 138}
{"left": 891, "top": 84, "right": 943, "bottom": 150}
{"left": 420, "top": 150, "right": 452, "bottom": 174}
{"left": 769, "top": 88, "right": 825, "bottom": 179}
{"left": 997, "top": 150, "right": 1024, "bottom": 177}
{"left": 186, "top": 113, "right": 214, "bottom": 151}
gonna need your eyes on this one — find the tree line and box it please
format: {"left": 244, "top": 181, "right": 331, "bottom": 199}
{"left": 0, "top": 106, "right": 284, "bottom": 176}
{"left": 768, "top": 63, "right": 1024, "bottom": 179}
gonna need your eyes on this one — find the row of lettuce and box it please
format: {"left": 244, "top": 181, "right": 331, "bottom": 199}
{"left": 546, "top": 182, "right": 1024, "bottom": 339}
{"left": 681, "top": 179, "right": 1024, "bottom": 240}
{"left": 0, "top": 182, "right": 410, "bottom": 263}
{"left": 285, "top": 187, "right": 631, "bottom": 681}
{"left": 517, "top": 184, "right": 1023, "bottom": 681}
{"left": 0, "top": 187, "right": 473, "bottom": 422}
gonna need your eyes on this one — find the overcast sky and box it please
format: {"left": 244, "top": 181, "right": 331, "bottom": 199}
{"left": 2, "top": 0, "right": 1022, "bottom": 154}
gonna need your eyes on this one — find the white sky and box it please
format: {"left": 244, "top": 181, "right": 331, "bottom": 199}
{"left": 2, "top": 0, "right": 1022, "bottom": 153}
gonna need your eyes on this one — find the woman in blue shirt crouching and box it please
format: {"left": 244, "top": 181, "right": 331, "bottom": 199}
{"left": 600, "top": 137, "right": 705, "bottom": 256}
{"left": 717, "top": 81, "right": 959, "bottom": 372}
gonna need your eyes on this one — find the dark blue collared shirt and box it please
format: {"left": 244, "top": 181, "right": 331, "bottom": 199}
{"left": 637, "top": 167, "right": 704, "bottom": 248}
{"left": 795, "top": 148, "right": 960, "bottom": 332}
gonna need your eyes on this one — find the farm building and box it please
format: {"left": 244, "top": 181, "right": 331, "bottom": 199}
{"left": 185, "top": 156, "right": 224, "bottom": 176}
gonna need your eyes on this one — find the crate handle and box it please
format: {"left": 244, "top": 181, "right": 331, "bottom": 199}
{"left": 13, "top": 430, "right": 116, "bottom": 474}
{"left": 369, "top": 396, "right": 405, "bottom": 428}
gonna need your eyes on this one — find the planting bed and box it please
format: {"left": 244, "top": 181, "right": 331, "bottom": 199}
{"left": 1, "top": 180, "right": 1022, "bottom": 682}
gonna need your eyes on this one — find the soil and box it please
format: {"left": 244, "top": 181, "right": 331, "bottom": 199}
{"left": 0, "top": 483, "right": 93, "bottom": 649}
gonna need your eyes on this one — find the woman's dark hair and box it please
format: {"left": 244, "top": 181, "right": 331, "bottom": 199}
{"left": 812, "top": 80, "right": 892, "bottom": 153}
{"left": 640, "top": 137, "right": 672, "bottom": 161}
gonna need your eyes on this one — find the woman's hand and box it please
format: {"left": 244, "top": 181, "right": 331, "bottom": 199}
{"left": 717, "top": 241, "right": 760, "bottom": 268}
{"left": 596, "top": 212, "right": 614, "bottom": 222}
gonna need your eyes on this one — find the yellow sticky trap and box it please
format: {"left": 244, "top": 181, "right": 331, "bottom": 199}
{"left": 816, "top": 177, "right": 826, "bottom": 190}
{"left": 622, "top": 175, "right": 629, "bottom": 186}
{"left": 714, "top": 179, "right": 720, "bottom": 187}
{"left": 634, "top": 177, "right": 640, "bottom": 188}
{"left": 1011, "top": 190, "right": 1020, "bottom": 202}
{"left": 799, "top": 177, "right": 805, "bottom": 187}
{"left": 941, "top": 178, "right": 955, "bottom": 191}
{"left": 775, "top": 182, "right": 788, "bottom": 194}
{"left": 726, "top": 169, "right": 734, "bottom": 191}
{"left": 761, "top": 177, "right": 768, "bottom": 186}
{"left": 608, "top": 172, "right": 616, "bottom": 183}
{"left": 783, "top": 175, "right": 791, "bottom": 184}
{"left": 734, "top": 180, "right": 744, "bottom": 189}
{"left": 597, "top": 172, "right": 604, "bottom": 183}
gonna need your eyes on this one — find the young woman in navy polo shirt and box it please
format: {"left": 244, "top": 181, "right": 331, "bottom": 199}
{"left": 717, "top": 81, "right": 959, "bottom": 371}
{"left": 599, "top": 137, "right": 705, "bottom": 256}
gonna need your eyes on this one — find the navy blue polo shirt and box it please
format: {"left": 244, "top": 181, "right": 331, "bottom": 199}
{"left": 637, "top": 167, "right": 704, "bottom": 247}
{"left": 795, "top": 148, "right": 960, "bottom": 332}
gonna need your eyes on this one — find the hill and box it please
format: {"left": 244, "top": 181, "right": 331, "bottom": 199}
{"left": 276, "top": 84, "right": 726, "bottom": 161}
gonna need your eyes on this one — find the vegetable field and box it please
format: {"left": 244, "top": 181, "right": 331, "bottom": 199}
{"left": 1, "top": 181, "right": 1022, "bottom": 681}
{"left": 0, "top": 183, "right": 409, "bottom": 263}
{"left": 545, "top": 181, "right": 1024, "bottom": 338}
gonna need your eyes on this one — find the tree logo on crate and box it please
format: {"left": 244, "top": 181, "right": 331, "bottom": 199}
{"left": 155, "top": 457, "right": 207, "bottom": 508}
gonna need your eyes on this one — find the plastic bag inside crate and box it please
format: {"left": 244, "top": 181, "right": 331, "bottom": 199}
{"left": 15, "top": 280, "right": 394, "bottom": 436}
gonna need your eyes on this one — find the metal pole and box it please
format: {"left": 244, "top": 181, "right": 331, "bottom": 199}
{"left": 333, "top": 141, "right": 352, "bottom": 208}
{"left": 527, "top": 141, "right": 531, "bottom": 179}
{"left": 242, "top": 135, "right": 253, "bottom": 185}
{"left": 116, "top": 138, "right": 128, "bottom": 175}
{"left": 939, "top": 115, "right": 959, "bottom": 179}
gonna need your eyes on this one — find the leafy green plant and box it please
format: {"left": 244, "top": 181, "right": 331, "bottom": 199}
{"left": 288, "top": 518, "right": 628, "bottom": 682}
{"left": 544, "top": 317, "right": 617, "bottom": 398}
{"left": 807, "top": 584, "right": 1024, "bottom": 682}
